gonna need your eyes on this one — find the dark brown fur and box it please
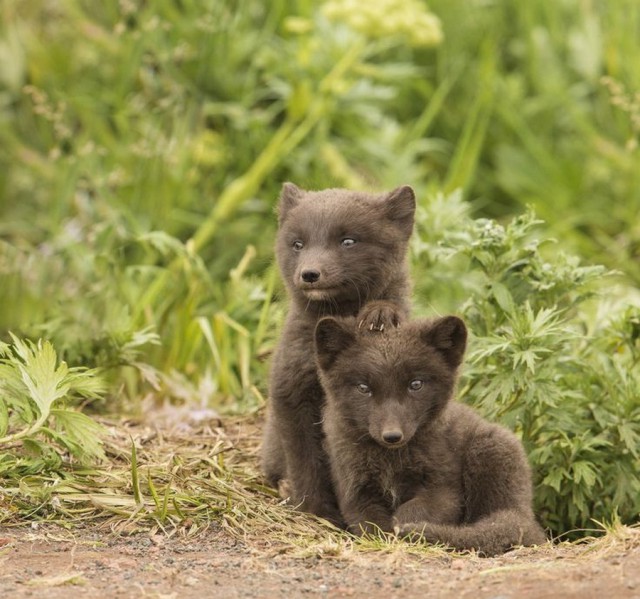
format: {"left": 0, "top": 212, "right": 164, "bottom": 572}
{"left": 315, "top": 309, "right": 546, "bottom": 555}
{"left": 261, "top": 183, "right": 416, "bottom": 524}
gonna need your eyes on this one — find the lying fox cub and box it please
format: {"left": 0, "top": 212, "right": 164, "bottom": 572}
{"left": 315, "top": 304, "right": 546, "bottom": 555}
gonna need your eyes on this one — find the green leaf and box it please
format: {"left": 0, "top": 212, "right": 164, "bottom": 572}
{"left": 10, "top": 336, "right": 70, "bottom": 418}
{"left": 0, "top": 335, "right": 106, "bottom": 452}
{"left": 50, "top": 409, "right": 106, "bottom": 461}
{"left": 492, "top": 282, "right": 515, "bottom": 314}
{"left": 0, "top": 398, "right": 8, "bottom": 437}
{"left": 131, "top": 438, "right": 142, "bottom": 505}
{"left": 571, "top": 461, "right": 598, "bottom": 488}
{"left": 542, "top": 468, "right": 565, "bottom": 492}
{"left": 617, "top": 423, "right": 639, "bottom": 458}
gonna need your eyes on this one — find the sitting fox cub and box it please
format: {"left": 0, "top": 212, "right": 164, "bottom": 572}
{"left": 261, "top": 183, "right": 416, "bottom": 525}
{"left": 315, "top": 307, "right": 546, "bottom": 555}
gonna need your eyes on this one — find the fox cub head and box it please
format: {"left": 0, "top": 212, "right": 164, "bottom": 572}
{"left": 275, "top": 183, "right": 415, "bottom": 303}
{"left": 315, "top": 316, "right": 467, "bottom": 448}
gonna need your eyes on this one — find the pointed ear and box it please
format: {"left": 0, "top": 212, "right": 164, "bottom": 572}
{"left": 383, "top": 185, "right": 416, "bottom": 238}
{"left": 278, "top": 182, "right": 304, "bottom": 224}
{"left": 420, "top": 316, "right": 467, "bottom": 368}
{"left": 315, "top": 318, "right": 356, "bottom": 371}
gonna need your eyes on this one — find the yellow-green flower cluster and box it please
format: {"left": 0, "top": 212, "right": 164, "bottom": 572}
{"left": 322, "top": 0, "right": 443, "bottom": 47}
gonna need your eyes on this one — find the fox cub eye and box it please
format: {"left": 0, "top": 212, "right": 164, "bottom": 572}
{"left": 409, "top": 379, "right": 424, "bottom": 391}
{"left": 356, "top": 383, "right": 372, "bottom": 395}
{"left": 292, "top": 240, "right": 304, "bottom": 251}
{"left": 341, "top": 238, "right": 356, "bottom": 247}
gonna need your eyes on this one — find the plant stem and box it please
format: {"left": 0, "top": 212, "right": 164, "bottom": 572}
{"left": 0, "top": 409, "right": 49, "bottom": 446}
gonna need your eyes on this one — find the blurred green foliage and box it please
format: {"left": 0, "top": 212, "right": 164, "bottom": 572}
{"left": 0, "top": 0, "right": 638, "bottom": 534}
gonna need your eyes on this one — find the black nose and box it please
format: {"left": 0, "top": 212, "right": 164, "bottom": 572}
{"left": 382, "top": 431, "right": 404, "bottom": 445}
{"left": 301, "top": 269, "right": 320, "bottom": 283}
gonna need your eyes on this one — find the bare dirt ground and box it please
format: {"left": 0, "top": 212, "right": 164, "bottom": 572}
{"left": 1, "top": 523, "right": 640, "bottom": 599}
{"left": 2, "top": 415, "right": 639, "bottom": 598}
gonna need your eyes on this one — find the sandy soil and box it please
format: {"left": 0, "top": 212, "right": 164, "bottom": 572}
{"left": 1, "top": 524, "right": 639, "bottom": 599}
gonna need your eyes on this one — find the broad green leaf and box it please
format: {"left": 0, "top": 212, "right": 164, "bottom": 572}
{"left": 571, "top": 461, "right": 598, "bottom": 488}
{"left": 50, "top": 409, "right": 106, "bottom": 461}
{"left": 542, "top": 468, "right": 565, "bottom": 492}
{"left": 10, "top": 336, "right": 69, "bottom": 418}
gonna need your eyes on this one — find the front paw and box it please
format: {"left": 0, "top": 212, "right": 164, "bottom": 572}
{"left": 393, "top": 519, "right": 436, "bottom": 543}
{"left": 277, "top": 478, "right": 293, "bottom": 500}
{"left": 347, "top": 522, "right": 381, "bottom": 536}
{"left": 358, "top": 301, "right": 403, "bottom": 332}
{"left": 315, "top": 503, "right": 346, "bottom": 529}
{"left": 393, "top": 502, "right": 418, "bottom": 527}
{"left": 298, "top": 497, "right": 345, "bottom": 528}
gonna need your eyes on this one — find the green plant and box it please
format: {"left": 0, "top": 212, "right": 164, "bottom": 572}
{"left": 1, "top": 0, "right": 639, "bottom": 539}
{"left": 0, "top": 334, "right": 106, "bottom": 472}
{"left": 412, "top": 192, "right": 640, "bottom": 535}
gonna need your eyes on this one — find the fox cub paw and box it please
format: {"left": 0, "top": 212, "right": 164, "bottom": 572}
{"left": 358, "top": 301, "right": 403, "bottom": 332}
{"left": 393, "top": 520, "right": 438, "bottom": 543}
{"left": 277, "top": 478, "right": 293, "bottom": 500}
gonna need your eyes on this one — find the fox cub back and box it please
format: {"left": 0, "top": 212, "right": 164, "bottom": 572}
{"left": 315, "top": 307, "right": 546, "bottom": 555}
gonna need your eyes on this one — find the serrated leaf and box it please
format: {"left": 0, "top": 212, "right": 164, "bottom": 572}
{"left": 571, "top": 460, "right": 598, "bottom": 488}
{"left": 21, "top": 438, "right": 49, "bottom": 457}
{"left": 63, "top": 367, "right": 107, "bottom": 399}
{"left": 542, "top": 468, "right": 565, "bottom": 492}
{"left": 49, "top": 409, "right": 106, "bottom": 461}
{"left": 513, "top": 349, "right": 538, "bottom": 373}
{"left": 10, "top": 336, "right": 70, "bottom": 418}
{"left": 617, "top": 423, "right": 639, "bottom": 458}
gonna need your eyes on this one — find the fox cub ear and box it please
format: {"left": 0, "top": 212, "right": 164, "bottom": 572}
{"left": 383, "top": 185, "right": 416, "bottom": 238}
{"left": 420, "top": 316, "right": 467, "bottom": 368}
{"left": 278, "top": 182, "right": 304, "bottom": 224}
{"left": 315, "top": 318, "right": 356, "bottom": 371}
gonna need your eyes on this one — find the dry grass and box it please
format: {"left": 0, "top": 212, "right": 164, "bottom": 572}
{"left": 1, "top": 408, "right": 342, "bottom": 551}
{"left": 1, "top": 408, "right": 637, "bottom": 564}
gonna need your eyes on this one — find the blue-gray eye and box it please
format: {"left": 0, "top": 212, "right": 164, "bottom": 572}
{"left": 409, "top": 379, "right": 423, "bottom": 391}
{"left": 341, "top": 238, "right": 356, "bottom": 247}
{"left": 292, "top": 240, "right": 304, "bottom": 251}
{"left": 357, "top": 383, "right": 371, "bottom": 395}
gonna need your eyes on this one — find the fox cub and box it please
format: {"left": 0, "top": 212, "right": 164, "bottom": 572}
{"left": 261, "top": 183, "right": 416, "bottom": 524}
{"left": 315, "top": 306, "right": 546, "bottom": 555}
